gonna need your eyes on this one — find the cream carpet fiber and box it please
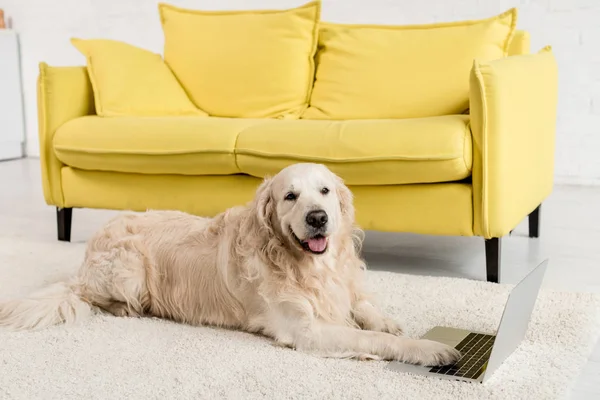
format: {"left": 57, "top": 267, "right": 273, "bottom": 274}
{"left": 1, "top": 237, "right": 599, "bottom": 400}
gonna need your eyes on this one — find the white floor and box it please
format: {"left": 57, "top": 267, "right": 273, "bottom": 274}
{"left": 1, "top": 158, "right": 599, "bottom": 399}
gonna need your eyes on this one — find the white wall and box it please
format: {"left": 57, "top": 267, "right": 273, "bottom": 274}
{"left": 2, "top": 0, "right": 598, "bottom": 184}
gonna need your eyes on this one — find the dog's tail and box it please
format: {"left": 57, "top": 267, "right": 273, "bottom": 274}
{"left": 0, "top": 279, "right": 93, "bottom": 331}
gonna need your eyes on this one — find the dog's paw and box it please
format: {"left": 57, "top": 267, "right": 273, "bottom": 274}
{"left": 412, "top": 339, "right": 461, "bottom": 367}
{"left": 379, "top": 318, "right": 404, "bottom": 336}
{"left": 355, "top": 353, "right": 382, "bottom": 361}
{"left": 359, "top": 315, "right": 404, "bottom": 336}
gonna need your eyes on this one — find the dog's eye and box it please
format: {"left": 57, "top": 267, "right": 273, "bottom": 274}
{"left": 284, "top": 192, "right": 297, "bottom": 201}
{"left": 321, "top": 187, "right": 330, "bottom": 195}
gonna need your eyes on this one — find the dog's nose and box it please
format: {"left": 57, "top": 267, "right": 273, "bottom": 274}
{"left": 306, "top": 210, "right": 328, "bottom": 228}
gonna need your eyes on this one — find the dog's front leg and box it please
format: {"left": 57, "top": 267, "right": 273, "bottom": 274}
{"left": 269, "top": 306, "right": 459, "bottom": 366}
{"left": 298, "top": 321, "right": 458, "bottom": 365}
{"left": 351, "top": 295, "right": 404, "bottom": 336}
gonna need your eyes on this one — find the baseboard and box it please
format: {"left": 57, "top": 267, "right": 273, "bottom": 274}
{"left": 554, "top": 176, "right": 600, "bottom": 186}
{"left": 0, "top": 141, "right": 24, "bottom": 160}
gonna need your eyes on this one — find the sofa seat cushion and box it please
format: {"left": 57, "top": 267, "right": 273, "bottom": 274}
{"left": 236, "top": 115, "right": 472, "bottom": 185}
{"left": 53, "top": 116, "right": 260, "bottom": 175}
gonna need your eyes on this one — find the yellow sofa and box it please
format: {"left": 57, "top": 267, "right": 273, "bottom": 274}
{"left": 37, "top": 25, "right": 558, "bottom": 283}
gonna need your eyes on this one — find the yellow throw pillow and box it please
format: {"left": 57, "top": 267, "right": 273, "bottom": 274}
{"left": 71, "top": 38, "right": 205, "bottom": 117}
{"left": 303, "top": 8, "right": 517, "bottom": 120}
{"left": 159, "top": 1, "right": 320, "bottom": 119}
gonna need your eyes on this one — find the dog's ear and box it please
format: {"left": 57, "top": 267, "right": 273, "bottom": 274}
{"left": 335, "top": 175, "right": 355, "bottom": 222}
{"left": 254, "top": 177, "right": 274, "bottom": 233}
{"left": 335, "top": 174, "right": 364, "bottom": 259}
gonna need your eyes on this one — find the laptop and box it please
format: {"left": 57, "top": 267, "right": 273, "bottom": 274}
{"left": 387, "top": 259, "right": 548, "bottom": 383}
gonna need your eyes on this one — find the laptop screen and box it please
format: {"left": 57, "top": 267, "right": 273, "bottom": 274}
{"left": 482, "top": 260, "right": 548, "bottom": 383}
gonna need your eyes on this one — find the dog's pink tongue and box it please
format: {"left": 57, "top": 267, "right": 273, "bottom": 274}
{"left": 306, "top": 237, "right": 327, "bottom": 252}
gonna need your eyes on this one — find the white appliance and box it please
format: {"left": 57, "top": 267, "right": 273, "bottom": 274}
{"left": 0, "top": 29, "right": 25, "bottom": 160}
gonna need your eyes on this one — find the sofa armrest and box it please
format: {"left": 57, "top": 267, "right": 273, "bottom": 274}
{"left": 38, "top": 63, "right": 95, "bottom": 206}
{"left": 469, "top": 47, "right": 558, "bottom": 238}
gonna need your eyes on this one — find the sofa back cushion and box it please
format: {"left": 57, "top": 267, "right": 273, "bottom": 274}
{"left": 508, "top": 30, "right": 530, "bottom": 56}
{"left": 159, "top": 1, "right": 320, "bottom": 119}
{"left": 303, "top": 9, "right": 517, "bottom": 120}
{"left": 71, "top": 38, "right": 204, "bottom": 117}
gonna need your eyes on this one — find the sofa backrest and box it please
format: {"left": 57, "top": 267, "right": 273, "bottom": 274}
{"left": 41, "top": 30, "right": 532, "bottom": 121}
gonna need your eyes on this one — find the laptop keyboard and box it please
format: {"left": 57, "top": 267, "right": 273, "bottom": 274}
{"left": 428, "top": 332, "right": 496, "bottom": 380}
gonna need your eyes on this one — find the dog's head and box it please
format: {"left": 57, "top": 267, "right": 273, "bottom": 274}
{"left": 252, "top": 163, "right": 354, "bottom": 256}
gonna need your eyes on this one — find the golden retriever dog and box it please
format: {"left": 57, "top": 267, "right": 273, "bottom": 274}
{"left": 0, "top": 163, "right": 459, "bottom": 365}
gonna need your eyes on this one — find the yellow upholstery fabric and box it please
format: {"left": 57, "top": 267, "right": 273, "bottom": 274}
{"left": 303, "top": 9, "right": 517, "bottom": 120}
{"left": 38, "top": 64, "right": 94, "bottom": 207}
{"left": 236, "top": 115, "right": 472, "bottom": 185}
{"left": 61, "top": 168, "right": 473, "bottom": 236}
{"left": 508, "top": 30, "right": 530, "bottom": 55}
{"left": 71, "top": 39, "right": 203, "bottom": 117}
{"left": 352, "top": 183, "right": 473, "bottom": 236}
{"left": 61, "top": 168, "right": 261, "bottom": 217}
{"left": 53, "top": 114, "right": 472, "bottom": 184}
{"left": 470, "top": 47, "right": 557, "bottom": 238}
{"left": 159, "top": 1, "right": 320, "bottom": 118}
{"left": 53, "top": 117, "right": 263, "bottom": 175}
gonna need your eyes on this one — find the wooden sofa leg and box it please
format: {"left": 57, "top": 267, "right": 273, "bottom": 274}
{"left": 485, "top": 238, "right": 501, "bottom": 283}
{"left": 529, "top": 204, "right": 541, "bottom": 238}
{"left": 57, "top": 207, "right": 72, "bottom": 242}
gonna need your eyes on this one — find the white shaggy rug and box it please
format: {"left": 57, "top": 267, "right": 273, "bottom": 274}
{"left": 1, "top": 238, "right": 599, "bottom": 400}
